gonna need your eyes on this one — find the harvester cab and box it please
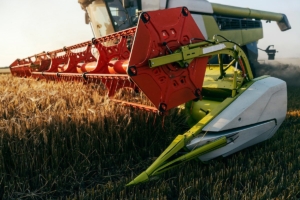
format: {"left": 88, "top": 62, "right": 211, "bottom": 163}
{"left": 10, "top": 0, "right": 291, "bottom": 185}
{"left": 82, "top": 0, "right": 139, "bottom": 37}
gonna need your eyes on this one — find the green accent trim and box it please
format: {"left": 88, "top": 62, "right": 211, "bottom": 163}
{"left": 127, "top": 76, "right": 269, "bottom": 185}
{"left": 126, "top": 171, "right": 149, "bottom": 186}
{"left": 149, "top": 41, "right": 253, "bottom": 100}
{"left": 203, "top": 65, "right": 243, "bottom": 89}
{"left": 126, "top": 136, "right": 227, "bottom": 186}
{"left": 253, "top": 75, "right": 270, "bottom": 81}
{"left": 211, "top": 3, "right": 284, "bottom": 22}
{"left": 148, "top": 53, "right": 183, "bottom": 68}
{"left": 202, "top": 15, "right": 263, "bottom": 45}
{"left": 184, "top": 97, "right": 234, "bottom": 140}
{"left": 232, "top": 70, "right": 237, "bottom": 97}
{"left": 218, "top": 54, "right": 224, "bottom": 78}
{"left": 148, "top": 41, "right": 253, "bottom": 80}
{"left": 151, "top": 136, "right": 227, "bottom": 176}
{"left": 126, "top": 134, "right": 186, "bottom": 186}
{"left": 145, "top": 135, "right": 186, "bottom": 174}
{"left": 186, "top": 99, "right": 222, "bottom": 126}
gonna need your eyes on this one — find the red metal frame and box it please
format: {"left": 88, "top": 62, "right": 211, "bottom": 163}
{"left": 9, "top": 7, "right": 208, "bottom": 114}
{"left": 10, "top": 27, "right": 138, "bottom": 105}
{"left": 128, "top": 7, "right": 208, "bottom": 112}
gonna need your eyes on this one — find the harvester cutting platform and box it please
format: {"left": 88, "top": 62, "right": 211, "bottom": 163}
{"left": 9, "top": 0, "right": 291, "bottom": 185}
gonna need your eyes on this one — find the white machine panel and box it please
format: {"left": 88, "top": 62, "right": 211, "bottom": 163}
{"left": 142, "top": 0, "right": 213, "bottom": 14}
{"left": 203, "top": 77, "right": 287, "bottom": 132}
{"left": 167, "top": 0, "right": 213, "bottom": 14}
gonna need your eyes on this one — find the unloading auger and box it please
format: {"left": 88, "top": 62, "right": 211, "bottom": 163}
{"left": 9, "top": 1, "right": 291, "bottom": 186}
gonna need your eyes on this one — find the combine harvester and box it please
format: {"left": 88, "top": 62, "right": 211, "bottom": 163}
{"left": 9, "top": 0, "right": 291, "bottom": 185}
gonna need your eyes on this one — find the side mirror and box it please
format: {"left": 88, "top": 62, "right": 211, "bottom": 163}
{"left": 258, "top": 45, "right": 278, "bottom": 60}
{"left": 264, "top": 45, "right": 277, "bottom": 60}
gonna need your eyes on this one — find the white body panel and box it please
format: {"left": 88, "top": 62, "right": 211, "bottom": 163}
{"left": 142, "top": 0, "right": 161, "bottom": 11}
{"left": 186, "top": 77, "right": 287, "bottom": 161}
{"left": 191, "top": 14, "right": 208, "bottom": 39}
{"left": 142, "top": 0, "right": 213, "bottom": 13}
{"left": 187, "top": 120, "right": 277, "bottom": 161}
{"left": 142, "top": 0, "right": 211, "bottom": 42}
{"left": 203, "top": 77, "right": 287, "bottom": 132}
{"left": 167, "top": 0, "right": 213, "bottom": 14}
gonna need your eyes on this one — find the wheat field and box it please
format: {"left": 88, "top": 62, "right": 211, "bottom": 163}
{"left": 0, "top": 72, "right": 299, "bottom": 199}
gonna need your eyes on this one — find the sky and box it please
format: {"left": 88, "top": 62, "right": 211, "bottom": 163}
{"left": 0, "top": 0, "right": 299, "bottom": 67}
